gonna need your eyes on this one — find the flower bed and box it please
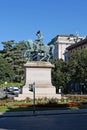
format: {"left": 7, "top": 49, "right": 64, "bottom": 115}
{"left": 0, "top": 96, "right": 86, "bottom": 109}
{"left": 0, "top": 102, "right": 83, "bottom": 108}
{"left": 66, "top": 102, "right": 83, "bottom": 107}
{"left": 36, "top": 102, "right": 83, "bottom": 108}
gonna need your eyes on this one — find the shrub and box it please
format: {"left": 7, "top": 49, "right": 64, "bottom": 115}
{"left": 48, "top": 98, "right": 58, "bottom": 104}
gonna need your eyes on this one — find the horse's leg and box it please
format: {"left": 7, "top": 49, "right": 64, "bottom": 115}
{"left": 24, "top": 50, "right": 31, "bottom": 61}
{"left": 28, "top": 52, "right": 30, "bottom": 61}
{"left": 40, "top": 52, "right": 46, "bottom": 61}
{"left": 47, "top": 54, "right": 50, "bottom": 61}
{"left": 24, "top": 50, "right": 29, "bottom": 58}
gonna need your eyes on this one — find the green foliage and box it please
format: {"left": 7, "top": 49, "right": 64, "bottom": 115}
{"left": 2, "top": 40, "right": 14, "bottom": 51}
{"left": 68, "top": 48, "right": 87, "bottom": 84}
{"left": 52, "top": 48, "right": 87, "bottom": 93}
{"left": 0, "top": 55, "right": 15, "bottom": 83}
{"left": 0, "top": 41, "right": 27, "bottom": 83}
{"left": 68, "top": 48, "right": 87, "bottom": 93}
{"left": 48, "top": 98, "right": 58, "bottom": 104}
{"left": 52, "top": 59, "right": 70, "bottom": 93}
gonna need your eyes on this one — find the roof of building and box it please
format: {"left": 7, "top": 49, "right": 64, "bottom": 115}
{"left": 48, "top": 34, "right": 85, "bottom": 45}
{"left": 66, "top": 37, "right": 87, "bottom": 50}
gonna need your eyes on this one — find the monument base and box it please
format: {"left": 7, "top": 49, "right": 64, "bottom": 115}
{"left": 15, "top": 87, "right": 61, "bottom": 100}
{"left": 14, "top": 61, "right": 61, "bottom": 100}
{"left": 22, "top": 86, "right": 56, "bottom": 95}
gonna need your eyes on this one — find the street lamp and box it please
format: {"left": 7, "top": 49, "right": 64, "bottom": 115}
{"left": 29, "top": 82, "right": 36, "bottom": 115}
{"left": 33, "top": 82, "right": 35, "bottom": 115}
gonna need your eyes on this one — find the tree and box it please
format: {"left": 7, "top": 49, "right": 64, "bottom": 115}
{"left": 2, "top": 40, "right": 14, "bottom": 51}
{"left": 12, "top": 41, "right": 27, "bottom": 82}
{"left": 0, "top": 55, "right": 15, "bottom": 83}
{"left": 52, "top": 59, "right": 70, "bottom": 93}
{"left": 67, "top": 48, "right": 87, "bottom": 93}
{"left": 0, "top": 40, "right": 27, "bottom": 83}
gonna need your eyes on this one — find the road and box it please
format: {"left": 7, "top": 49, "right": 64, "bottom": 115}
{"left": 0, "top": 113, "right": 87, "bottom": 130}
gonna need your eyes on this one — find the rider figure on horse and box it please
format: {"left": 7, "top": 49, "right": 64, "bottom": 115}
{"left": 24, "top": 31, "right": 55, "bottom": 61}
{"left": 36, "top": 30, "right": 43, "bottom": 46}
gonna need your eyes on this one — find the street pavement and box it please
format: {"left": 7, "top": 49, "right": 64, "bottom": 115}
{"left": 0, "top": 111, "right": 87, "bottom": 130}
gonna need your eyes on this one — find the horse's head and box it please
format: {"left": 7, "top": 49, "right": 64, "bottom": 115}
{"left": 25, "top": 39, "right": 34, "bottom": 49}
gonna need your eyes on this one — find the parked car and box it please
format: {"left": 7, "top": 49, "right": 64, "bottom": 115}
{"left": 12, "top": 87, "right": 20, "bottom": 95}
{"left": 5, "top": 86, "right": 20, "bottom": 96}
{"left": 0, "top": 88, "right": 6, "bottom": 99}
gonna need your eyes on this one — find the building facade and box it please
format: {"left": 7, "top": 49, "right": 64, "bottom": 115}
{"left": 48, "top": 34, "right": 85, "bottom": 61}
{"left": 66, "top": 37, "right": 87, "bottom": 61}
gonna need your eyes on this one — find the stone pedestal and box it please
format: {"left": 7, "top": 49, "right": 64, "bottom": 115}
{"left": 24, "top": 61, "right": 54, "bottom": 87}
{"left": 15, "top": 61, "right": 61, "bottom": 100}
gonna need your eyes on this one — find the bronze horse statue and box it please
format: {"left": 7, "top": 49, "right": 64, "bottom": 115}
{"left": 24, "top": 31, "right": 55, "bottom": 61}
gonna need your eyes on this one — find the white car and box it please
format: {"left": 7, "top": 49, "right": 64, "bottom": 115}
{"left": 12, "top": 87, "right": 20, "bottom": 95}
{"left": 6, "top": 86, "right": 20, "bottom": 95}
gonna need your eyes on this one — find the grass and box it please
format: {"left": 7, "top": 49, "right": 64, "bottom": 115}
{"left": 0, "top": 105, "right": 70, "bottom": 112}
{"left": 0, "top": 105, "right": 35, "bottom": 112}
{"left": 79, "top": 104, "right": 87, "bottom": 109}
{"left": 0, "top": 103, "right": 86, "bottom": 112}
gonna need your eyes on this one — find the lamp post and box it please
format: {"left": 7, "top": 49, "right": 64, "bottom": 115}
{"left": 29, "top": 82, "right": 36, "bottom": 115}
{"left": 33, "top": 82, "right": 35, "bottom": 115}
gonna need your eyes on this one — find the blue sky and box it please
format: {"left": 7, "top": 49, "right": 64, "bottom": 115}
{"left": 0, "top": 0, "right": 87, "bottom": 49}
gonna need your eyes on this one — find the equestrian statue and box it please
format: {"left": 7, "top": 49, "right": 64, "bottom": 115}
{"left": 24, "top": 31, "right": 55, "bottom": 61}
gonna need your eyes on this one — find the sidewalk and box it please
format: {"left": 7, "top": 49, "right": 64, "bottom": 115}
{"left": 0, "top": 109, "right": 87, "bottom": 117}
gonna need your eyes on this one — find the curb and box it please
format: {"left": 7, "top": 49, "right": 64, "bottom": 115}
{"left": 0, "top": 109, "right": 87, "bottom": 117}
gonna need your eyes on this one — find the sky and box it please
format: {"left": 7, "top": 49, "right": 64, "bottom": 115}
{"left": 0, "top": 0, "right": 87, "bottom": 50}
